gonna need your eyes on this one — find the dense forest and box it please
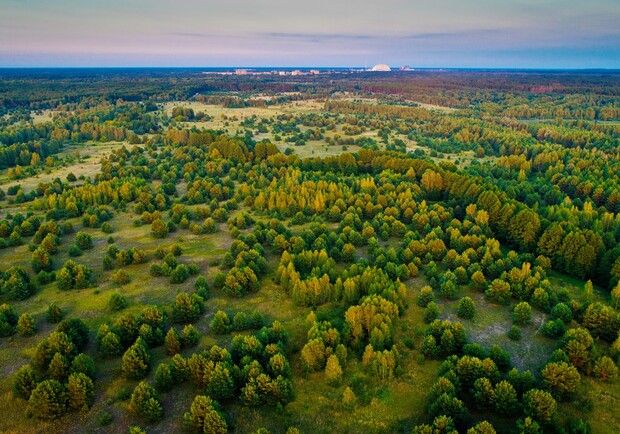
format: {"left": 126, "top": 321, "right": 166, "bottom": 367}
{"left": 0, "top": 69, "right": 618, "bottom": 434}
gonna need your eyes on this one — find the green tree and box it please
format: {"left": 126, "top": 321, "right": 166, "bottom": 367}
{"left": 541, "top": 362, "right": 580, "bottom": 399}
{"left": 457, "top": 297, "right": 476, "bottom": 319}
{"left": 513, "top": 302, "right": 532, "bottom": 325}
{"left": 183, "top": 395, "right": 227, "bottom": 434}
{"left": 28, "top": 379, "right": 67, "bottom": 419}
{"left": 130, "top": 381, "right": 163, "bottom": 422}
{"left": 17, "top": 313, "right": 36, "bottom": 337}
{"left": 324, "top": 354, "right": 343, "bottom": 385}
{"left": 165, "top": 327, "right": 181, "bottom": 355}
{"left": 67, "top": 372, "right": 94, "bottom": 410}
{"left": 523, "top": 389, "right": 556, "bottom": 423}
{"left": 122, "top": 338, "right": 150, "bottom": 379}
{"left": 12, "top": 364, "right": 37, "bottom": 400}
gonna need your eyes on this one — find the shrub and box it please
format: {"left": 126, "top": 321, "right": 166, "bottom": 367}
{"left": 112, "top": 270, "right": 131, "bottom": 285}
{"left": 71, "top": 353, "right": 96, "bottom": 378}
{"left": 122, "top": 338, "right": 150, "bottom": 379}
{"left": 523, "top": 389, "right": 557, "bottom": 423}
{"left": 593, "top": 356, "right": 618, "bottom": 381}
{"left": 28, "top": 379, "right": 67, "bottom": 419}
{"left": 182, "top": 324, "right": 201, "bottom": 347}
{"left": 46, "top": 303, "right": 64, "bottom": 323}
{"left": 108, "top": 292, "right": 128, "bottom": 311}
{"left": 541, "top": 362, "right": 580, "bottom": 399}
{"left": 173, "top": 292, "right": 205, "bottom": 323}
{"left": 154, "top": 363, "right": 174, "bottom": 391}
{"left": 210, "top": 310, "right": 231, "bottom": 334}
{"left": 131, "top": 381, "right": 163, "bottom": 422}
{"left": 151, "top": 219, "right": 168, "bottom": 238}
{"left": 456, "top": 297, "right": 476, "bottom": 319}
{"left": 68, "top": 244, "right": 84, "bottom": 257}
{"left": 417, "top": 285, "right": 434, "bottom": 307}
{"left": 513, "top": 302, "right": 532, "bottom": 325}
{"left": 183, "top": 395, "right": 227, "bottom": 434}
{"left": 165, "top": 328, "right": 181, "bottom": 355}
{"left": 17, "top": 313, "right": 36, "bottom": 337}
{"left": 507, "top": 325, "right": 522, "bottom": 341}
{"left": 541, "top": 319, "right": 566, "bottom": 339}
{"left": 424, "top": 302, "right": 440, "bottom": 323}
{"left": 67, "top": 372, "right": 94, "bottom": 410}
{"left": 56, "top": 260, "right": 92, "bottom": 290}
{"left": 0, "top": 303, "right": 18, "bottom": 337}
{"left": 551, "top": 302, "right": 572, "bottom": 323}
{"left": 12, "top": 364, "right": 38, "bottom": 400}
{"left": 75, "top": 231, "right": 93, "bottom": 250}
{"left": 325, "top": 354, "right": 343, "bottom": 385}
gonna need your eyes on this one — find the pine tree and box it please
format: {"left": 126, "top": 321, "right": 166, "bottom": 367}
{"left": 28, "top": 379, "right": 67, "bottom": 419}
{"left": 324, "top": 354, "right": 343, "bottom": 385}
{"left": 183, "top": 395, "right": 227, "bottom": 434}
{"left": 67, "top": 372, "right": 94, "bottom": 411}
{"left": 122, "top": 338, "right": 150, "bottom": 379}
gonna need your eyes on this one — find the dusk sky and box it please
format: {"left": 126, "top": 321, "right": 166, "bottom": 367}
{"left": 1, "top": 0, "right": 619, "bottom": 68}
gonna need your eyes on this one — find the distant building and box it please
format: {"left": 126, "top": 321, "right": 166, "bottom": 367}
{"left": 370, "top": 64, "right": 391, "bottom": 72}
{"left": 309, "top": 69, "right": 320, "bottom": 75}
{"left": 235, "top": 69, "right": 249, "bottom": 75}
{"left": 291, "top": 70, "right": 302, "bottom": 76}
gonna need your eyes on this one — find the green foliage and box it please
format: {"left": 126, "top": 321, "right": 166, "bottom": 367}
{"left": 122, "top": 338, "right": 150, "bottom": 379}
{"left": 513, "top": 301, "right": 532, "bottom": 325}
{"left": 108, "top": 292, "right": 129, "bottom": 311}
{"left": 183, "top": 395, "right": 227, "bottom": 434}
{"left": 28, "top": 379, "right": 67, "bottom": 419}
{"left": 16, "top": 313, "right": 36, "bottom": 336}
{"left": 456, "top": 297, "right": 476, "bottom": 319}
{"left": 56, "top": 260, "right": 92, "bottom": 290}
{"left": 130, "top": 381, "right": 163, "bottom": 422}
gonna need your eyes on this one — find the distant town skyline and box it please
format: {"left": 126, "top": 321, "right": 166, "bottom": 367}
{"left": 1, "top": 0, "right": 619, "bottom": 68}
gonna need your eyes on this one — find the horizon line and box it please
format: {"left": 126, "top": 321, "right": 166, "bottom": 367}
{"left": 1, "top": 65, "right": 619, "bottom": 71}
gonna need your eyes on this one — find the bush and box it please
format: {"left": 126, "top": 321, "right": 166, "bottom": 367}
{"left": 68, "top": 244, "right": 83, "bottom": 257}
{"left": 71, "top": 353, "right": 96, "bottom": 378}
{"left": 46, "top": 303, "right": 64, "bottom": 323}
{"left": 183, "top": 395, "right": 227, "bottom": 434}
{"left": 67, "top": 372, "right": 94, "bottom": 410}
{"left": 541, "top": 362, "right": 580, "bottom": 399}
{"left": 75, "top": 231, "right": 93, "bottom": 250}
{"left": 13, "top": 364, "right": 37, "bottom": 400}
{"left": 424, "top": 302, "right": 440, "bottom": 323}
{"left": 151, "top": 219, "right": 168, "bottom": 238}
{"left": 154, "top": 363, "right": 174, "bottom": 391}
{"left": 417, "top": 285, "right": 434, "bottom": 307}
{"left": 541, "top": 319, "right": 566, "bottom": 339}
{"left": 131, "top": 381, "right": 163, "bottom": 422}
{"left": 593, "top": 356, "right": 618, "bottom": 381}
{"left": 551, "top": 302, "right": 572, "bottom": 323}
{"left": 456, "top": 297, "right": 476, "bottom": 319}
{"left": 513, "top": 302, "right": 532, "bottom": 325}
{"left": 0, "top": 303, "right": 18, "bottom": 337}
{"left": 56, "top": 260, "right": 92, "bottom": 290}
{"left": 182, "top": 324, "right": 201, "bottom": 347}
{"left": 28, "top": 379, "right": 67, "bottom": 419}
{"left": 17, "top": 313, "right": 36, "bottom": 336}
{"left": 210, "top": 310, "right": 231, "bottom": 334}
{"left": 507, "top": 325, "right": 522, "bottom": 341}
{"left": 122, "top": 338, "right": 150, "bottom": 379}
{"left": 523, "top": 389, "right": 557, "bottom": 423}
{"left": 108, "top": 292, "right": 128, "bottom": 311}
{"left": 112, "top": 270, "right": 131, "bottom": 285}
{"left": 173, "top": 292, "right": 205, "bottom": 323}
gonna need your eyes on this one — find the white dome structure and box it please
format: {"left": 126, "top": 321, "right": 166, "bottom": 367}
{"left": 370, "top": 64, "right": 391, "bottom": 72}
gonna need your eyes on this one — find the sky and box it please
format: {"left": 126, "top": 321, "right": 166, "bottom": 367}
{"left": 1, "top": 0, "right": 619, "bottom": 68}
